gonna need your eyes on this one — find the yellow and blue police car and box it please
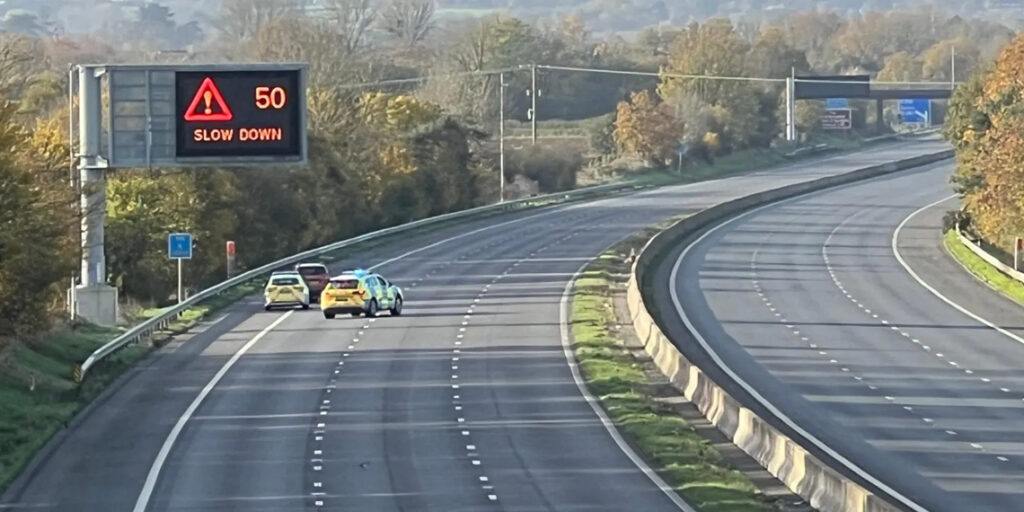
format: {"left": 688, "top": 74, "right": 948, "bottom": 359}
{"left": 264, "top": 271, "right": 310, "bottom": 311}
{"left": 320, "top": 269, "right": 403, "bottom": 319}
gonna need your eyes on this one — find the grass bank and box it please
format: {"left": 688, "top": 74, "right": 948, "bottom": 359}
{"left": 943, "top": 229, "right": 1024, "bottom": 306}
{"left": 570, "top": 238, "right": 774, "bottom": 511}
{"left": 0, "top": 275, "right": 267, "bottom": 494}
{"left": 0, "top": 324, "right": 147, "bottom": 492}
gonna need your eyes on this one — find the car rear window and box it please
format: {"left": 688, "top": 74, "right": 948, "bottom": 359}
{"left": 271, "top": 277, "right": 300, "bottom": 286}
{"left": 329, "top": 279, "right": 360, "bottom": 289}
{"left": 298, "top": 266, "right": 328, "bottom": 276}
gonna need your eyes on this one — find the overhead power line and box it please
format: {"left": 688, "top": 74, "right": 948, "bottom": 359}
{"left": 537, "top": 64, "right": 785, "bottom": 83}
{"left": 334, "top": 63, "right": 959, "bottom": 91}
{"left": 335, "top": 67, "right": 521, "bottom": 90}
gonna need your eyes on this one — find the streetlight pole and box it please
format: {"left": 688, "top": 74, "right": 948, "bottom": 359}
{"left": 530, "top": 63, "right": 537, "bottom": 145}
{"left": 499, "top": 72, "right": 506, "bottom": 202}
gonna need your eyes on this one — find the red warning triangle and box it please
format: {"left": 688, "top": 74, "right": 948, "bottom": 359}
{"left": 184, "top": 77, "right": 233, "bottom": 122}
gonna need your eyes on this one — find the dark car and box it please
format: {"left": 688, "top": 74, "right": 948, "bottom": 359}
{"left": 295, "top": 263, "right": 330, "bottom": 302}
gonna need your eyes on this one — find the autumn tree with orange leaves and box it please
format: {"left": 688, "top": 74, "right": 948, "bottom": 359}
{"left": 613, "top": 90, "right": 682, "bottom": 165}
{"left": 947, "top": 31, "right": 1024, "bottom": 252}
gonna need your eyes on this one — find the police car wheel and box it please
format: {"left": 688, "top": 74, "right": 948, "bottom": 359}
{"left": 264, "top": 305, "right": 272, "bottom": 311}
{"left": 324, "top": 312, "right": 335, "bottom": 319}
{"left": 301, "top": 303, "right": 310, "bottom": 310}
{"left": 367, "top": 300, "right": 378, "bottom": 318}
{"left": 350, "top": 312, "right": 361, "bottom": 317}
{"left": 391, "top": 297, "right": 403, "bottom": 316}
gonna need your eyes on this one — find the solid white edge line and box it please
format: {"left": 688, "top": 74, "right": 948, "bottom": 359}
{"left": 132, "top": 310, "right": 294, "bottom": 512}
{"left": 560, "top": 257, "right": 697, "bottom": 512}
{"left": 668, "top": 188, "right": 931, "bottom": 512}
{"left": 892, "top": 195, "right": 1024, "bottom": 347}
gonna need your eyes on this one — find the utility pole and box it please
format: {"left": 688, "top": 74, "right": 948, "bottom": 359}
{"left": 529, "top": 63, "right": 537, "bottom": 145}
{"left": 951, "top": 45, "right": 956, "bottom": 89}
{"left": 499, "top": 72, "right": 506, "bottom": 202}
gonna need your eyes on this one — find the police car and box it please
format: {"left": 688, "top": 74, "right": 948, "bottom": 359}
{"left": 264, "top": 271, "right": 311, "bottom": 311}
{"left": 320, "top": 269, "right": 403, "bottom": 319}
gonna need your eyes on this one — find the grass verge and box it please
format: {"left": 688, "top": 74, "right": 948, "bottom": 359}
{"left": 943, "top": 230, "right": 1024, "bottom": 306}
{"left": 570, "top": 236, "right": 774, "bottom": 512}
{"left": 0, "top": 323, "right": 148, "bottom": 493}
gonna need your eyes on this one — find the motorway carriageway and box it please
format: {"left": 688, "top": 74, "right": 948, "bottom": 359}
{"left": 662, "top": 161, "right": 1024, "bottom": 512}
{"left": 0, "top": 138, "right": 946, "bottom": 512}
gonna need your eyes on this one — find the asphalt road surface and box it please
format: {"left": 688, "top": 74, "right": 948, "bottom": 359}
{"left": 1, "top": 138, "right": 947, "bottom": 512}
{"left": 664, "top": 162, "right": 1024, "bottom": 512}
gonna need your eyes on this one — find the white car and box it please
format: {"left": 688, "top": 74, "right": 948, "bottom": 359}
{"left": 264, "top": 271, "right": 310, "bottom": 310}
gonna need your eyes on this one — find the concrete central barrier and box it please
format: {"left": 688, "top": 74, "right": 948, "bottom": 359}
{"left": 627, "top": 149, "right": 953, "bottom": 512}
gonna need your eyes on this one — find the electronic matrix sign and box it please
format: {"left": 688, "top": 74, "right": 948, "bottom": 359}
{"left": 175, "top": 70, "right": 303, "bottom": 159}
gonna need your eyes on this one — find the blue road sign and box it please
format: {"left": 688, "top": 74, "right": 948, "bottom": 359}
{"left": 168, "top": 233, "right": 193, "bottom": 260}
{"left": 898, "top": 99, "right": 930, "bottom": 124}
{"left": 825, "top": 98, "right": 849, "bottom": 109}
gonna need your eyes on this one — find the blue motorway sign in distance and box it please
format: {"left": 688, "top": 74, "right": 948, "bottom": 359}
{"left": 898, "top": 99, "right": 930, "bottom": 124}
{"left": 168, "top": 233, "right": 193, "bottom": 259}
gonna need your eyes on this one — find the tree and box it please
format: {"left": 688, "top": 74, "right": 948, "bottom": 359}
{"left": 319, "top": 0, "right": 376, "bottom": 56}
{"left": 945, "top": 71, "right": 987, "bottom": 199}
{"left": 3, "top": 10, "right": 47, "bottom": 39}
{"left": 0, "top": 103, "right": 75, "bottom": 335}
{"left": 828, "top": 10, "right": 936, "bottom": 73}
{"left": 777, "top": 10, "right": 844, "bottom": 72}
{"left": 216, "top": 0, "right": 295, "bottom": 43}
{"left": 658, "top": 19, "right": 751, "bottom": 106}
{"left": 921, "top": 38, "right": 979, "bottom": 83}
{"left": 748, "top": 27, "right": 810, "bottom": 79}
{"left": 0, "top": 34, "right": 44, "bottom": 101}
{"left": 379, "top": 0, "right": 435, "bottom": 48}
{"left": 876, "top": 51, "right": 921, "bottom": 82}
{"left": 420, "top": 16, "right": 547, "bottom": 124}
{"left": 613, "top": 90, "right": 681, "bottom": 165}
{"left": 947, "top": 32, "right": 1024, "bottom": 252}
{"left": 658, "top": 19, "right": 766, "bottom": 151}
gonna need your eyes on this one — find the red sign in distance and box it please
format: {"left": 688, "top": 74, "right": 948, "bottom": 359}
{"left": 226, "top": 240, "right": 236, "bottom": 256}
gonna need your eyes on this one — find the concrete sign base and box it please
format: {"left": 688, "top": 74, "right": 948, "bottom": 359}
{"left": 76, "top": 285, "right": 119, "bottom": 327}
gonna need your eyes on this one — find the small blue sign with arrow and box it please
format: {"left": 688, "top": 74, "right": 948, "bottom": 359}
{"left": 168, "top": 233, "right": 193, "bottom": 260}
{"left": 898, "top": 99, "right": 930, "bottom": 124}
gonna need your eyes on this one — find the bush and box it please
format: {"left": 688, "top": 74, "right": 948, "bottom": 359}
{"left": 506, "top": 145, "right": 582, "bottom": 193}
{"left": 942, "top": 208, "right": 969, "bottom": 234}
